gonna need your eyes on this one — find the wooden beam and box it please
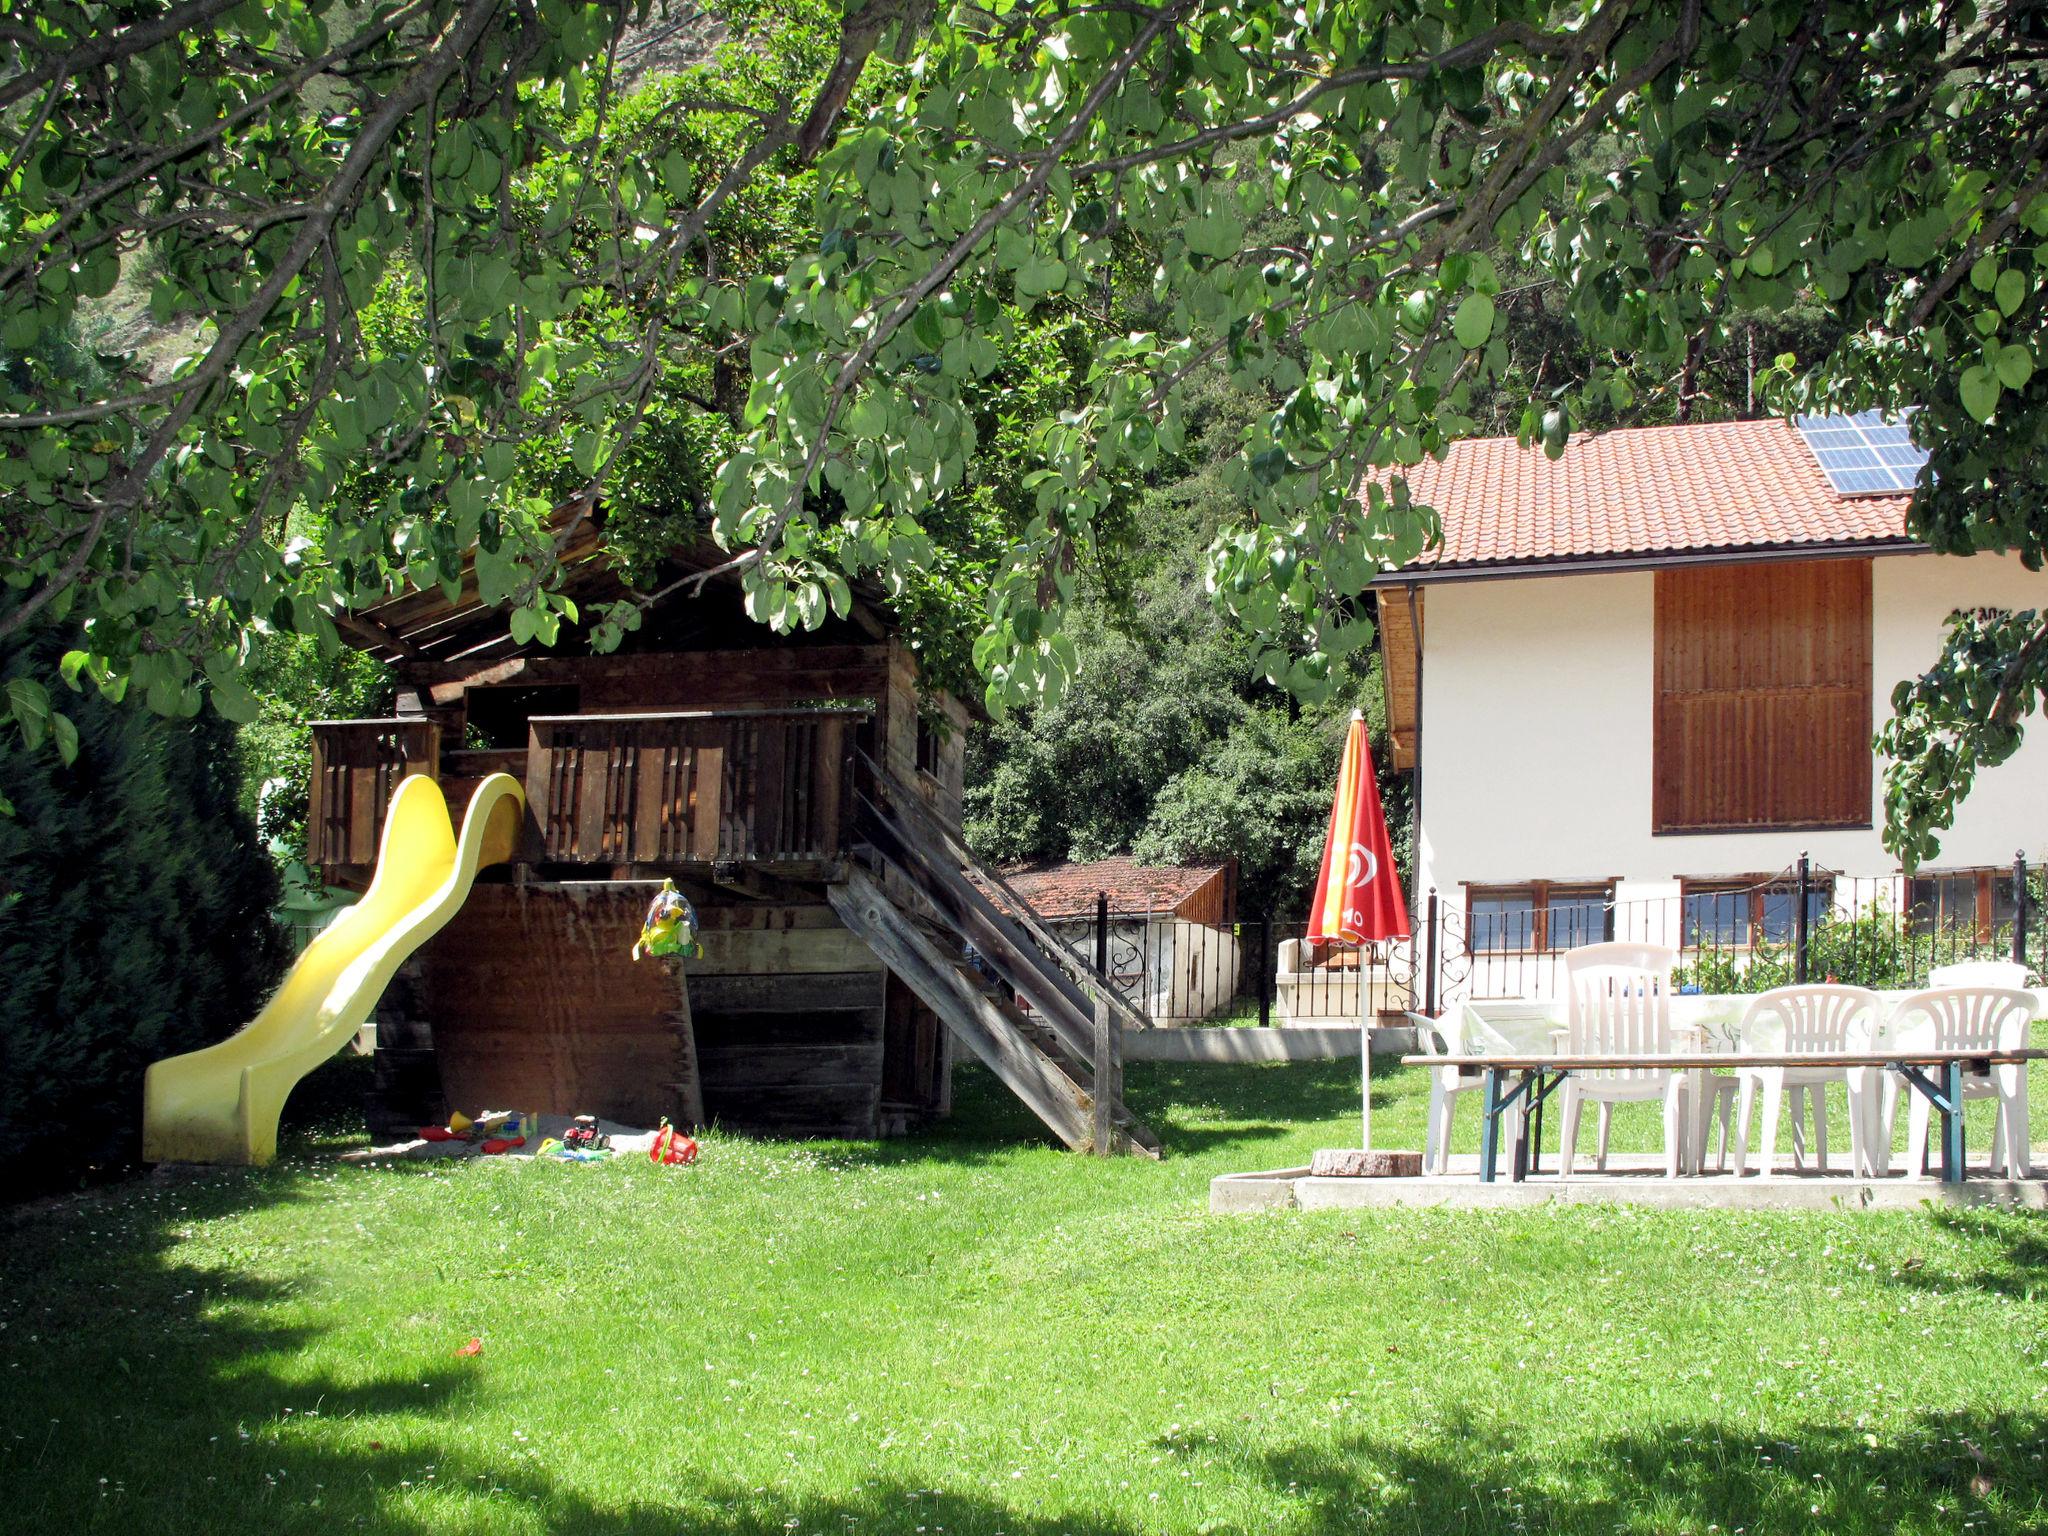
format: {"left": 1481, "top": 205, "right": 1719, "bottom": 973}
{"left": 334, "top": 609, "right": 425, "bottom": 659}
{"left": 828, "top": 869, "right": 1098, "bottom": 1153}
{"left": 857, "top": 792, "right": 1101, "bottom": 1066}
{"left": 863, "top": 758, "right": 1154, "bottom": 1040}
{"left": 1092, "top": 992, "right": 1121, "bottom": 1156}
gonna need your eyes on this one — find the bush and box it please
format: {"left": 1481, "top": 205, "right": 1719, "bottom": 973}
{"left": 234, "top": 629, "right": 391, "bottom": 859}
{"left": 0, "top": 615, "right": 287, "bottom": 1192}
{"left": 1671, "top": 892, "right": 2048, "bottom": 994}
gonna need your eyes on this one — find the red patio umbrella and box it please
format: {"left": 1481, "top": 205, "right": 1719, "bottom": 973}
{"left": 1308, "top": 711, "right": 1409, "bottom": 1150}
{"left": 1309, "top": 712, "right": 1409, "bottom": 946}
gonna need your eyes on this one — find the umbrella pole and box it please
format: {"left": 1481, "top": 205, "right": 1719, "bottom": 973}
{"left": 1359, "top": 944, "right": 1372, "bottom": 1150}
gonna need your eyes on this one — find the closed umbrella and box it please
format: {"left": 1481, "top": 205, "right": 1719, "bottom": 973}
{"left": 1308, "top": 710, "right": 1410, "bottom": 1150}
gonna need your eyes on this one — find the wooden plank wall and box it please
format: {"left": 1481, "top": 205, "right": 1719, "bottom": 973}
{"left": 688, "top": 903, "right": 890, "bottom": 1138}
{"left": 409, "top": 645, "right": 894, "bottom": 715}
{"left": 309, "top": 719, "right": 440, "bottom": 871}
{"left": 1174, "top": 863, "right": 1235, "bottom": 928}
{"left": 1653, "top": 559, "right": 1872, "bottom": 833}
{"left": 1377, "top": 587, "right": 1422, "bottom": 771}
{"left": 415, "top": 884, "right": 700, "bottom": 1128}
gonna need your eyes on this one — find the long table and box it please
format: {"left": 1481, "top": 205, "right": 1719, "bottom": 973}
{"left": 1398, "top": 1050, "right": 2047, "bottom": 1185}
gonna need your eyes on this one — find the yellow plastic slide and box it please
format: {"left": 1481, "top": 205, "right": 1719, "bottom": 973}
{"left": 142, "top": 772, "right": 526, "bottom": 1166}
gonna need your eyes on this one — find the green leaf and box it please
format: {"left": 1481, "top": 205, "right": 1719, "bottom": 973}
{"left": 1249, "top": 446, "right": 1291, "bottom": 485}
{"left": 49, "top": 711, "right": 78, "bottom": 767}
{"left": 1183, "top": 210, "right": 1243, "bottom": 260}
{"left": 1452, "top": 291, "right": 1495, "bottom": 350}
{"left": 509, "top": 605, "right": 539, "bottom": 645}
{"left": 1995, "top": 268, "right": 2027, "bottom": 317}
{"left": 1996, "top": 343, "right": 2034, "bottom": 390}
{"left": 1959, "top": 364, "right": 2000, "bottom": 424}
{"left": 209, "top": 679, "right": 260, "bottom": 724}
{"left": 1886, "top": 213, "right": 1948, "bottom": 271}
{"left": 8, "top": 677, "right": 50, "bottom": 749}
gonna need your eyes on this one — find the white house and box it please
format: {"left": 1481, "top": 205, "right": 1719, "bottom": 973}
{"left": 1373, "top": 414, "right": 2048, "bottom": 1004}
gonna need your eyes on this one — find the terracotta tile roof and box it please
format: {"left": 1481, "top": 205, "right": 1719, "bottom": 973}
{"left": 986, "top": 857, "right": 1228, "bottom": 921}
{"left": 1375, "top": 417, "right": 1918, "bottom": 577}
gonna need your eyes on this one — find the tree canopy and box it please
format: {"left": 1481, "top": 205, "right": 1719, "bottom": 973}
{"left": 5, "top": 0, "right": 2048, "bottom": 861}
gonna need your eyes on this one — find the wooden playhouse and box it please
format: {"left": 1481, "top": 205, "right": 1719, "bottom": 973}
{"left": 309, "top": 525, "right": 1155, "bottom": 1155}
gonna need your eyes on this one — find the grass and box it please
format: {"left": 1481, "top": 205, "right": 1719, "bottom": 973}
{"left": 4, "top": 1052, "right": 2047, "bottom": 1535}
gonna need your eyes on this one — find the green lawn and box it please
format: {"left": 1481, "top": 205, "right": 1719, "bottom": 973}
{"left": 4, "top": 1053, "right": 2046, "bottom": 1535}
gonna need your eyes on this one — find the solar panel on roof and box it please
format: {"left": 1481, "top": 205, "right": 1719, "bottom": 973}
{"left": 1793, "top": 410, "right": 1929, "bottom": 497}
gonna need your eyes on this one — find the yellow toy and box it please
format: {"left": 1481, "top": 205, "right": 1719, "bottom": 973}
{"left": 141, "top": 773, "right": 526, "bottom": 1166}
{"left": 632, "top": 877, "right": 702, "bottom": 962}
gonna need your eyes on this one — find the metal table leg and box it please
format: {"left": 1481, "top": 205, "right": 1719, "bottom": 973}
{"left": 1511, "top": 1070, "right": 1534, "bottom": 1182}
{"left": 1943, "top": 1059, "right": 1965, "bottom": 1185}
{"left": 1896, "top": 1063, "right": 1968, "bottom": 1184}
{"left": 1480, "top": 1068, "right": 1504, "bottom": 1184}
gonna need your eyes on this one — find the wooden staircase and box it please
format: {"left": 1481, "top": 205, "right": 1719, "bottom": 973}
{"left": 831, "top": 760, "right": 1160, "bottom": 1157}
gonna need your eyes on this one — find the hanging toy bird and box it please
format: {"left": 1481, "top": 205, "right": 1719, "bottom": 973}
{"left": 632, "top": 877, "right": 702, "bottom": 962}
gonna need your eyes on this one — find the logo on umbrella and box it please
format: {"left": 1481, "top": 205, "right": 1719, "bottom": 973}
{"left": 1345, "top": 841, "right": 1378, "bottom": 889}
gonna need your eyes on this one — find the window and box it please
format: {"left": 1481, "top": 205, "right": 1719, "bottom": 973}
{"left": 915, "top": 715, "right": 943, "bottom": 778}
{"left": 1467, "top": 882, "right": 1615, "bottom": 952}
{"left": 462, "top": 684, "right": 581, "bottom": 749}
{"left": 1681, "top": 876, "right": 1834, "bottom": 950}
{"left": 1653, "top": 560, "right": 1872, "bottom": 833}
{"left": 1907, "top": 868, "right": 2020, "bottom": 942}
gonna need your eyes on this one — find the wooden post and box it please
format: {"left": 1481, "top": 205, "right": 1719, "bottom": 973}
{"left": 1794, "top": 851, "right": 1811, "bottom": 984}
{"left": 1423, "top": 888, "right": 1440, "bottom": 1016}
{"left": 1092, "top": 991, "right": 1120, "bottom": 1155}
{"left": 1257, "top": 913, "right": 1272, "bottom": 1028}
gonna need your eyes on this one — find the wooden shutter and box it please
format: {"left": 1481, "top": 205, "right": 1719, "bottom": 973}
{"left": 1653, "top": 559, "right": 1872, "bottom": 833}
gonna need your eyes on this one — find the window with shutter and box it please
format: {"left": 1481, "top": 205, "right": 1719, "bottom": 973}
{"left": 1652, "top": 560, "right": 1872, "bottom": 833}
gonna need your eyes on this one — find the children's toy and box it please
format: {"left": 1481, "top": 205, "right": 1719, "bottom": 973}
{"left": 416, "top": 1108, "right": 540, "bottom": 1148}
{"left": 563, "top": 1115, "right": 610, "bottom": 1151}
{"left": 632, "top": 878, "right": 703, "bottom": 962}
{"left": 650, "top": 1118, "right": 699, "bottom": 1166}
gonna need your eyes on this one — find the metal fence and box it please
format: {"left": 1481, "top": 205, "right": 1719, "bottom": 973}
{"left": 1049, "top": 854, "right": 2045, "bottom": 1026}
{"left": 1439, "top": 855, "right": 2045, "bottom": 1006}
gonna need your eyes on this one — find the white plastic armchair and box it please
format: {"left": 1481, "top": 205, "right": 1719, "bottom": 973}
{"left": 1557, "top": 942, "right": 1688, "bottom": 1177}
{"left": 1410, "top": 1005, "right": 1555, "bottom": 1175}
{"left": 1729, "top": 985, "right": 1881, "bottom": 1177}
{"left": 1929, "top": 960, "right": 2036, "bottom": 989}
{"left": 1878, "top": 986, "right": 2038, "bottom": 1178}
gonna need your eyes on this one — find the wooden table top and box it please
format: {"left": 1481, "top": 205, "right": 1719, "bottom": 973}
{"left": 1401, "top": 1049, "right": 2048, "bottom": 1071}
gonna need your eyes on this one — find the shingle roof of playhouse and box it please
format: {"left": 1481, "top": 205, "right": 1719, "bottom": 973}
{"left": 986, "top": 857, "right": 1228, "bottom": 921}
{"left": 1374, "top": 417, "right": 1920, "bottom": 579}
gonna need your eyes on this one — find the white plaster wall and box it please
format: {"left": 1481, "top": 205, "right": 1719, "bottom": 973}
{"left": 1412, "top": 550, "right": 2048, "bottom": 912}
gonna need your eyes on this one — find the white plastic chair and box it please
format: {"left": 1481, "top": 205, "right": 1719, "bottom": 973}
{"left": 1557, "top": 942, "right": 1690, "bottom": 1177}
{"left": 1730, "top": 985, "right": 1881, "bottom": 1177}
{"left": 1929, "top": 960, "right": 2035, "bottom": 989}
{"left": 1877, "top": 986, "right": 2038, "bottom": 1178}
{"left": 1410, "top": 1006, "right": 1548, "bottom": 1174}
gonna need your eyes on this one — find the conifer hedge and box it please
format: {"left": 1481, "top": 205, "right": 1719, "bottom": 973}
{"left": 0, "top": 614, "right": 286, "bottom": 1191}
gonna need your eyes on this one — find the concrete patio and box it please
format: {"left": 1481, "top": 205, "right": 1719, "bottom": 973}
{"left": 1212, "top": 1153, "right": 2048, "bottom": 1213}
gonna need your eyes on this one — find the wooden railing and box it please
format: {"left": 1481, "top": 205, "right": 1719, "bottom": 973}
{"left": 525, "top": 708, "right": 864, "bottom": 866}
{"left": 307, "top": 718, "right": 441, "bottom": 870}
